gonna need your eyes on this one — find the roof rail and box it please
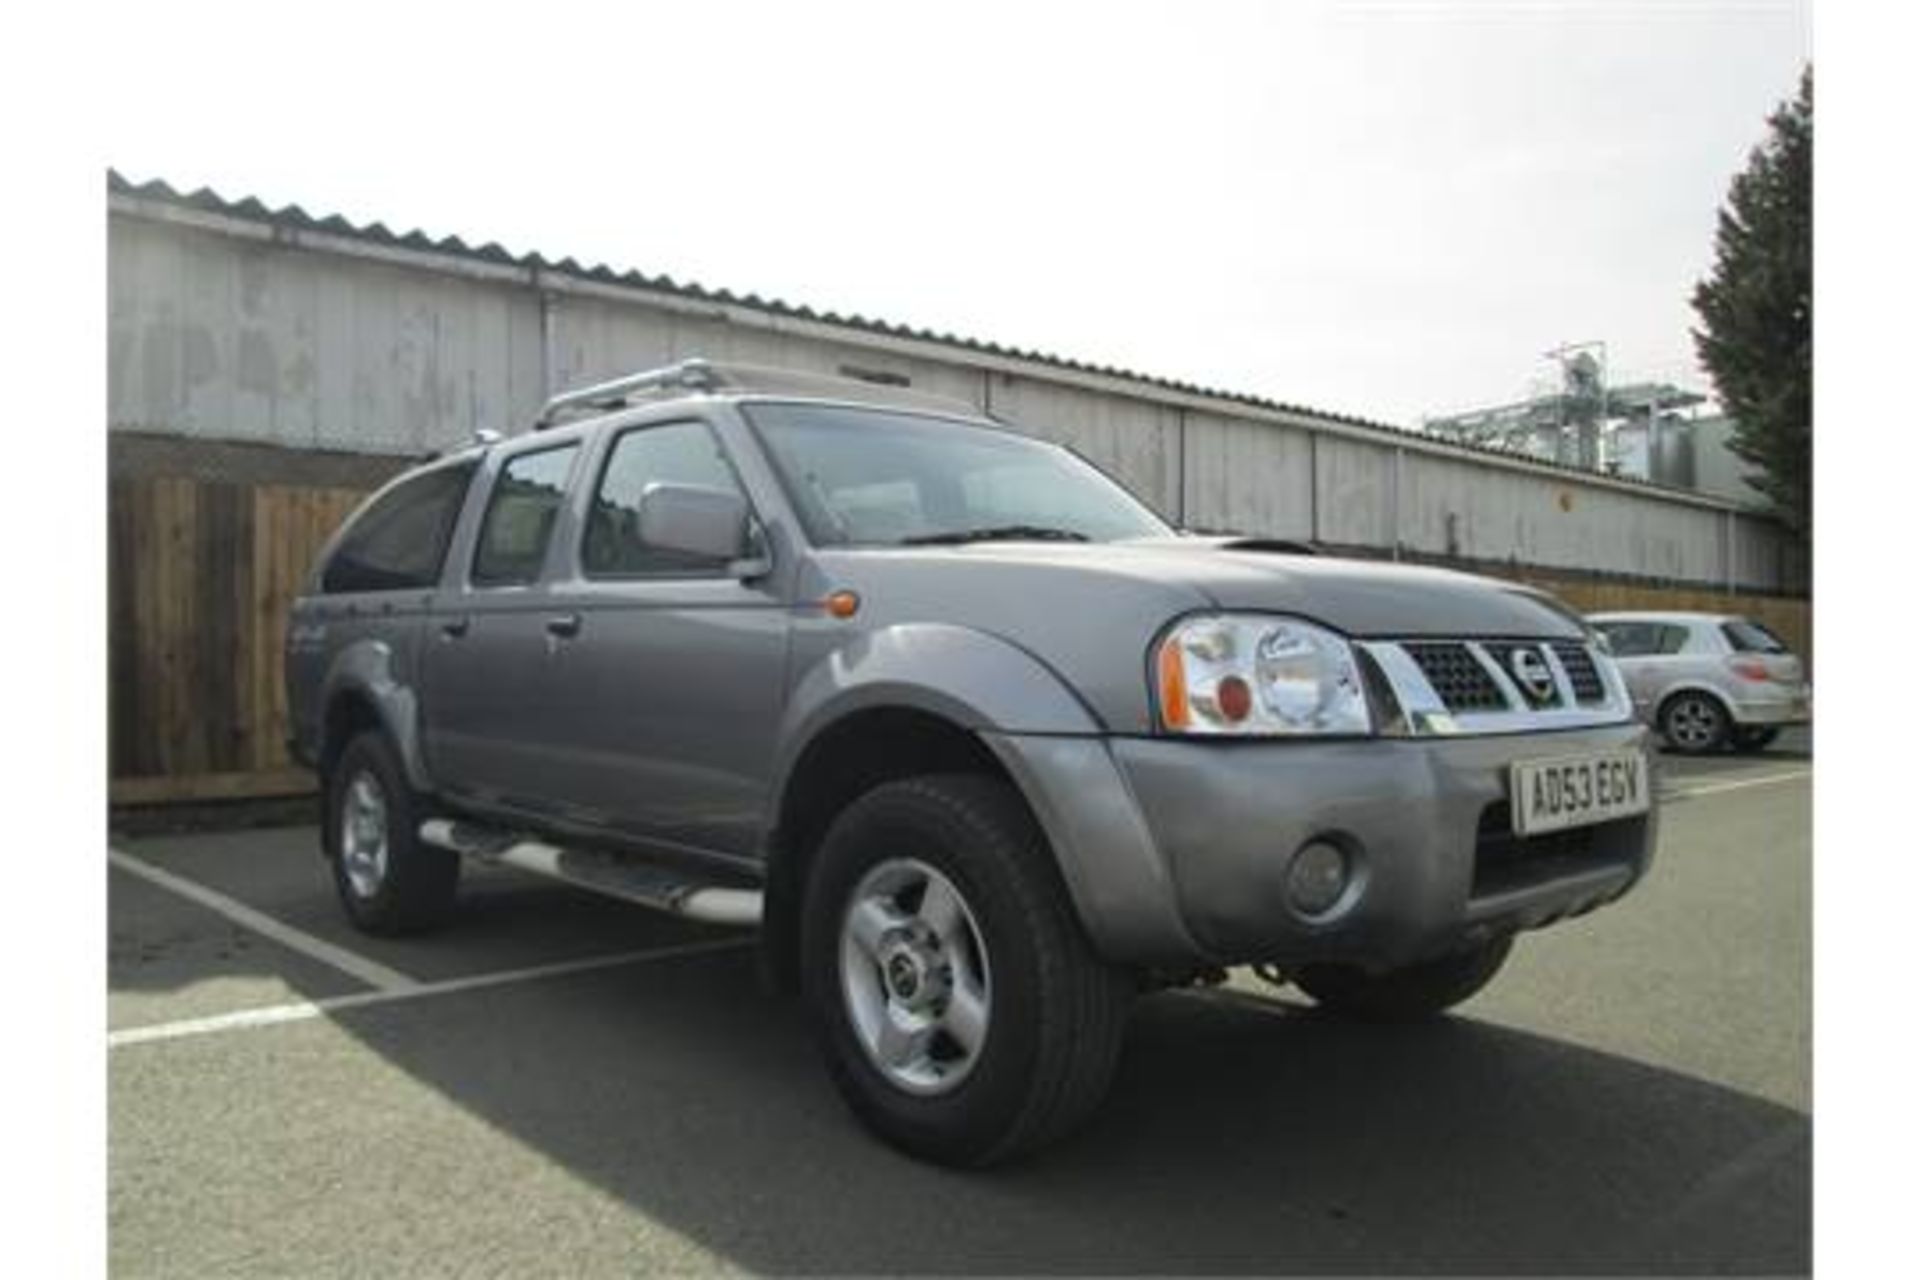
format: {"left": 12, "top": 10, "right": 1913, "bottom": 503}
{"left": 532, "top": 358, "right": 981, "bottom": 429}
{"left": 535, "top": 359, "right": 720, "bottom": 428}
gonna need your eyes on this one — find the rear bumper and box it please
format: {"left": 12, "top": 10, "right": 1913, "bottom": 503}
{"left": 1729, "top": 690, "right": 1812, "bottom": 727}
{"left": 986, "top": 724, "right": 1656, "bottom": 971}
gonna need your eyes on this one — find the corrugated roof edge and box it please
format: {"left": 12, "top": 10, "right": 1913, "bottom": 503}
{"left": 106, "top": 168, "right": 1748, "bottom": 505}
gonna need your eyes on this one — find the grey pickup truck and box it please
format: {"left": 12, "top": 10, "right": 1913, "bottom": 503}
{"left": 286, "top": 360, "right": 1656, "bottom": 1166}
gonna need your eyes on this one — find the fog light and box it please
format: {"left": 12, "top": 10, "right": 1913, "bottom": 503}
{"left": 1287, "top": 840, "right": 1349, "bottom": 917}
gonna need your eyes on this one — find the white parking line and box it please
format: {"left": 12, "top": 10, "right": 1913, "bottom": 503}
{"left": 1665, "top": 769, "right": 1812, "bottom": 800}
{"left": 109, "top": 847, "right": 419, "bottom": 992}
{"left": 108, "top": 937, "right": 754, "bottom": 1050}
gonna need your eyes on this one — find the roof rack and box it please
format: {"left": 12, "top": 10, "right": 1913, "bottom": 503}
{"left": 532, "top": 358, "right": 981, "bottom": 429}
{"left": 535, "top": 359, "right": 721, "bottom": 428}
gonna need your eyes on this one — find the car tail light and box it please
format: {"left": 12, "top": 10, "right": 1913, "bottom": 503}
{"left": 1729, "top": 658, "right": 1771, "bottom": 682}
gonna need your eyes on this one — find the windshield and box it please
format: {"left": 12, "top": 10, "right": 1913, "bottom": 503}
{"left": 743, "top": 402, "right": 1174, "bottom": 546}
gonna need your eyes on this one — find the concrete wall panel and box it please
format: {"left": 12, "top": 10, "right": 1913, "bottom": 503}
{"left": 105, "top": 206, "right": 1804, "bottom": 592}
{"left": 1315, "top": 435, "right": 1396, "bottom": 548}
{"left": 1180, "top": 410, "right": 1314, "bottom": 538}
{"left": 987, "top": 374, "right": 1181, "bottom": 517}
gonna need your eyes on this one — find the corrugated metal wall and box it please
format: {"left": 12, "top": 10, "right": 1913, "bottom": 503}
{"left": 107, "top": 202, "right": 1808, "bottom": 595}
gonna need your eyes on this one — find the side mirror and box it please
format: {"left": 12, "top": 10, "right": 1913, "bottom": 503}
{"left": 636, "top": 483, "right": 762, "bottom": 572}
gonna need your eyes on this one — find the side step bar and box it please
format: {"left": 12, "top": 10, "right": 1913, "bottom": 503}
{"left": 417, "top": 819, "right": 762, "bottom": 928}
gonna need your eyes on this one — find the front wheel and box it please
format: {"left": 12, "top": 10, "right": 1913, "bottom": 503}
{"left": 1660, "top": 691, "right": 1731, "bottom": 755}
{"left": 1295, "top": 936, "right": 1514, "bottom": 1021}
{"left": 801, "top": 774, "right": 1133, "bottom": 1167}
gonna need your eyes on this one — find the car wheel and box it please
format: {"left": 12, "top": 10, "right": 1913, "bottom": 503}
{"left": 1295, "top": 936, "right": 1514, "bottom": 1021}
{"left": 325, "top": 730, "right": 459, "bottom": 935}
{"left": 801, "top": 773, "right": 1133, "bottom": 1168}
{"left": 1731, "top": 726, "right": 1781, "bottom": 753}
{"left": 1660, "top": 691, "right": 1731, "bottom": 755}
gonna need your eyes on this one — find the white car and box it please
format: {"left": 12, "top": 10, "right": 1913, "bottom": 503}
{"left": 1586, "top": 611, "right": 1810, "bottom": 754}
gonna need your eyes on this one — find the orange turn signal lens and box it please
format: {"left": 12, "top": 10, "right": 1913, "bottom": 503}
{"left": 826, "top": 590, "right": 861, "bottom": 619}
{"left": 1157, "top": 640, "right": 1190, "bottom": 729}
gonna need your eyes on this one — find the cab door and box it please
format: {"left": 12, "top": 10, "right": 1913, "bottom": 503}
{"left": 420, "top": 437, "right": 587, "bottom": 807}
{"left": 536, "top": 415, "right": 791, "bottom": 860}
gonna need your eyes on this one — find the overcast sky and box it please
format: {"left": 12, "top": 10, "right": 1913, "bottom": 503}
{"left": 105, "top": 0, "right": 1808, "bottom": 426}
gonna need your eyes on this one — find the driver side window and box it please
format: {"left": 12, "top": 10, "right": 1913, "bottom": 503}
{"left": 582, "top": 420, "right": 747, "bottom": 577}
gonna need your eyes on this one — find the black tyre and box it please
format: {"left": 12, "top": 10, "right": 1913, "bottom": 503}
{"left": 1295, "top": 935, "right": 1514, "bottom": 1021}
{"left": 1659, "top": 691, "right": 1731, "bottom": 755}
{"left": 324, "top": 731, "right": 459, "bottom": 935}
{"left": 801, "top": 773, "right": 1133, "bottom": 1167}
{"left": 1731, "top": 725, "right": 1781, "bottom": 753}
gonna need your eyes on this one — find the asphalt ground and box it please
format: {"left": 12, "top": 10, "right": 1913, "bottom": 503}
{"left": 108, "top": 731, "right": 1812, "bottom": 1276}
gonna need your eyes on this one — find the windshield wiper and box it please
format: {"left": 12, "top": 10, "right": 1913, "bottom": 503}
{"left": 899, "top": 524, "right": 1091, "bottom": 546}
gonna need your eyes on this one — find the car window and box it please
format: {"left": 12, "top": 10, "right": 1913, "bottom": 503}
{"left": 583, "top": 420, "right": 748, "bottom": 577}
{"left": 1722, "top": 619, "right": 1787, "bottom": 653}
{"left": 1656, "top": 624, "right": 1692, "bottom": 655}
{"left": 744, "top": 401, "right": 1171, "bottom": 546}
{"left": 1597, "top": 622, "right": 1655, "bottom": 657}
{"left": 472, "top": 443, "right": 579, "bottom": 586}
{"left": 320, "top": 462, "right": 476, "bottom": 594}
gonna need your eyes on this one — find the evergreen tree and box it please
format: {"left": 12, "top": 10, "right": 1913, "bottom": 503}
{"left": 1691, "top": 67, "right": 1812, "bottom": 537}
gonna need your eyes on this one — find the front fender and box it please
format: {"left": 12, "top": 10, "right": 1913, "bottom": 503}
{"left": 319, "top": 639, "right": 432, "bottom": 792}
{"left": 762, "top": 624, "right": 1204, "bottom": 968}
{"left": 769, "top": 623, "right": 1103, "bottom": 805}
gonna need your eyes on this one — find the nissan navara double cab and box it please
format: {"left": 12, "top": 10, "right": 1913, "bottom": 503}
{"left": 287, "top": 360, "right": 1656, "bottom": 1167}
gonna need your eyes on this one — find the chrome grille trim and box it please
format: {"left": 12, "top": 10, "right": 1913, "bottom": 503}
{"left": 1356, "top": 637, "right": 1631, "bottom": 736}
{"left": 1549, "top": 640, "right": 1606, "bottom": 703}
{"left": 1402, "top": 641, "right": 1508, "bottom": 711}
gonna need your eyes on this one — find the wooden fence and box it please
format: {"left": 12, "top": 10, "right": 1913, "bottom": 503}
{"left": 107, "top": 472, "right": 1812, "bottom": 806}
{"left": 109, "top": 476, "right": 367, "bottom": 804}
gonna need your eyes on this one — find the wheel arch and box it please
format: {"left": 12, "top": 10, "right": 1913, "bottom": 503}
{"left": 759, "top": 704, "right": 1023, "bottom": 996}
{"left": 756, "top": 625, "right": 1110, "bottom": 995}
{"left": 1655, "top": 681, "right": 1733, "bottom": 723}
{"left": 317, "top": 640, "right": 432, "bottom": 793}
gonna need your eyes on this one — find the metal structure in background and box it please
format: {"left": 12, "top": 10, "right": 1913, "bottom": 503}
{"left": 1423, "top": 345, "right": 1709, "bottom": 491}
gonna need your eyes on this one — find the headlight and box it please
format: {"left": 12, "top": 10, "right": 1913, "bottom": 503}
{"left": 1153, "top": 614, "right": 1371, "bottom": 736}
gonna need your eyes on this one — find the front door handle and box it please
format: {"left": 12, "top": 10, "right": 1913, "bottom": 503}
{"left": 439, "top": 616, "right": 470, "bottom": 640}
{"left": 545, "top": 613, "right": 583, "bottom": 639}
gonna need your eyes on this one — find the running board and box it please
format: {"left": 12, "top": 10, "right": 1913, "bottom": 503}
{"left": 417, "top": 819, "right": 762, "bottom": 927}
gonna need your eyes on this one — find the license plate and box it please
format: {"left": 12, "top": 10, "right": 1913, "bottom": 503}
{"left": 1510, "top": 748, "right": 1649, "bottom": 836}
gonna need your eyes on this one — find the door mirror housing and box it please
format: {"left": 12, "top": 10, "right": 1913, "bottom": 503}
{"left": 636, "top": 483, "right": 764, "bottom": 574}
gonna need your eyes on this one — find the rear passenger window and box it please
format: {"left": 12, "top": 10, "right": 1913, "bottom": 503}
{"left": 1598, "top": 623, "right": 1655, "bottom": 657}
{"left": 1656, "top": 625, "right": 1691, "bottom": 654}
{"left": 321, "top": 463, "right": 476, "bottom": 594}
{"left": 583, "top": 421, "right": 747, "bottom": 577}
{"left": 472, "top": 444, "right": 579, "bottom": 586}
{"left": 1722, "top": 620, "right": 1787, "bottom": 653}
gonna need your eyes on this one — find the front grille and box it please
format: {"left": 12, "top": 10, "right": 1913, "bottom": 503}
{"left": 1402, "top": 642, "right": 1509, "bottom": 712}
{"left": 1480, "top": 641, "right": 1563, "bottom": 708}
{"left": 1551, "top": 641, "right": 1606, "bottom": 703}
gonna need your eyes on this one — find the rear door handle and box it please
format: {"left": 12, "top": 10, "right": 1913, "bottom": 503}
{"left": 439, "top": 616, "right": 470, "bottom": 639}
{"left": 545, "top": 613, "right": 583, "bottom": 639}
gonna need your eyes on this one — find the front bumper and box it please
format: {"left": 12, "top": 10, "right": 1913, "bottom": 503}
{"left": 985, "top": 723, "right": 1656, "bottom": 971}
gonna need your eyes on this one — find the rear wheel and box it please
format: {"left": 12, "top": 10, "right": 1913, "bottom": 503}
{"left": 324, "top": 731, "right": 459, "bottom": 935}
{"left": 1731, "top": 725, "right": 1781, "bottom": 753}
{"left": 1660, "top": 691, "right": 1731, "bottom": 755}
{"left": 801, "top": 773, "right": 1132, "bottom": 1167}
{"left": 1295, "top": 936, "right": 1514, "bottom": 1021}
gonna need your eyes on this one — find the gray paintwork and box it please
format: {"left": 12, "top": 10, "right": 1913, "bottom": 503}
{"left": 287, "top": 381, "right": 1657, "bottom": 969}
